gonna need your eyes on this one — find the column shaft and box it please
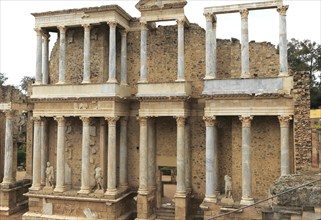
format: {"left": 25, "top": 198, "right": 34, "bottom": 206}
{"left": 40, "top": 119, "right": 48, "bottom": 185}
{"left": 121, "top": 31, "right": 128, "bottom": 85}
{"left": 105, "top": 117, "right": 119, "bottom": 195}
{"left": 138, "top": 117, "right": 148, "bottom": 194}
{"left": 31, "top": 117, "right": 41, "bottom": 190}
{"left": 35, "top": 28, "right": 42, "bottom": 84}
{"left": 239, "top": 116, "right": 254, "bottom": 205}
{"left": 119, "top": 117, "right": 128, "bottom": 188}
{"left": 278, "top": 116, "right": 291, "bottom": 176}
{"left": 2, "top": 111, "right": 14, "bottom": 184}
{"left": 176, "top": 117, "right": 186, "bottom": 195}
{"left": 83, "top": 24, "right": 91, "bottom": 83}
{"left": 79, "top": 117, "right": 91, "bottom": 194}
{"left": 54, "top": 116, "right": 65, "bottom": 192}
{"left": 177, "top": 20, "right": 185, "bottom": 81}
{"left": 185, "top": 120, "right": 191, "bottom": 190}
{"left": 99, "top": 118, "right": 107, "bottom": 189}
{"left": 147, "top": 118, "right": 156, "bottom": 189}
{"left": 240, "top": 9, "right": 250, "bottom": 78}
{"left": 108, "top": 22, "right": 117, "bottom": 83}
{"left": 42, "top": 32, "right": 50, "bottom": 84}
{"left": 140, "top": 23, "right": 148, "bottom": 82}
{"left": 58, "top": 26, "right": 66, "bottom": 84}
{"left": 278, "top": 6, "right": 289, "bottom": 76}
{"left": 205, "top": 14, "right": 217, "bottom": 79}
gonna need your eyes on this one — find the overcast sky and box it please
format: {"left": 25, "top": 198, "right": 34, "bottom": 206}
{"left": 0, "top": 0, "right": 320, "bottom": 86}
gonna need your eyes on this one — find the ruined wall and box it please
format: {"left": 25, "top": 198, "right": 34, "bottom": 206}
{"left": 311, "top": 129, "right": 321, "bottom": 168}
{"left": 293, "top": 71, "right": 311, "bottom": 170}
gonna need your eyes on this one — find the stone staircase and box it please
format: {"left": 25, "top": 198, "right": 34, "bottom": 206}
{"left": 155, "top": 207, "right": 175, "bottom": 220}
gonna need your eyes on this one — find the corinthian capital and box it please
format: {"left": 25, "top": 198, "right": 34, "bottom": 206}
{"left": 80, "top": 116, "right": 90, "bottom": 125}
{"left": 203, "top": 116, "right": 217, "bottom": 127}
{"left": 105, "top": 116, "right": 119, "bottom": 126}
{"left": 278, "top": 115, "right": 292, "bottom": 128}
{"left": 5, "top": 110, "right": 14, "bottom": 119}
{"left": 239, "top": 115, "right": 253, "bottom": 128}
{"left": 175, "top": 117, "right": 186, "bottom": 127}
{"left": 277, "top": 5, "right": 288, "bottom": 16}
{"left": 240, "top": 9, "right": 249, "bottom": 19}
{"left": 54, "top": 116, "right": 65, "bottom": 126}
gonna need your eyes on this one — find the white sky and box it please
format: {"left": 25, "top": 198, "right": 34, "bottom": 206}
{"left": 0, "top": 0, "right": 320, "bottom": 86}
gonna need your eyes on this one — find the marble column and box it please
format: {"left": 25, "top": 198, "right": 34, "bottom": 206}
{"left": 108, "top": 22, "right": 117, "bottom": 83}
{"left": 204, "top": 13, "right": 217, "bottom": 79}
{"left": 239, "top": 115, "right": 254, "bottom": 205}
{"left": 105, "top": 117, "right": 119, "bottom": 195}
{"left": 54, "top": 116, "right": 66, "bottom": 192}
{"left": 240, "top": 9, "right": 250, "bottom": 78}
{"left": 185, "top": 119, "right": 192, "bottom": 190}
{"left": 1, "top": 111, "right": 15, "bottom": 184}
{"left": 147, "top": 118, "right": 156, "bottom": 190}
{"left": 58, "top": 26, "right": 66, "bottom": 84}
{"left": 177, "top": 20, "right": 185, "bottom": 81}
{"left": 35, "top": 28, "right": 43, "bottom": 84}
{"left": 278, "top": 115, "right": 292, "bottom": 176}
{"left": 119, "top": 117, "right": 128, "bottom": 189}
{"left": 121, "top": 30, "right": 128, "bottom": 85}
{"left": 277, "top": 6, "right": 289, "bottom": 76}
{"left": 42, "top": 31, "right": 50, "bottom": 84}
{"left": 138, "top": 117, "right": 148, "bottom": 194}
{"left": 176, "top": 117, "right": 186, "bottom": 195}
{"left": 82, "top": 24, "right": 91, "bottom": 83}
{"left": 140, "top": 22, "right": 148, "bottom": 82}
{"left": 30, "top": 117, "right": 41, "bottom": 190}
{"left": 40, "top": 118, "right": 48, "bottom": 186}
{"left": 99, "top": 118, "right": 107, "bottom": 189}
{"left": 78, "top": 117, "right": 91, "bottom": 194}
{"left": 203, "top": 116, "right": 218, "bottom": 202}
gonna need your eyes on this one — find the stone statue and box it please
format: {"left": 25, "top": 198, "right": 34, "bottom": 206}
{"left": 46, "top": 162, "right": 54, "bottom": 187}
{"left": 94, "top": 167, "right": 103, "bottom": 190}
{"left": 224, "top": 175, "right": 232, "bottom": 198}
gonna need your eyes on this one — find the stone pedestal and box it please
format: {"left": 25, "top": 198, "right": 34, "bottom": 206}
{"left": 175, "top": 194, "right": 187, "bottom": 220}
{"left": 136, "top": 193, "right": 153, "bottom": 219}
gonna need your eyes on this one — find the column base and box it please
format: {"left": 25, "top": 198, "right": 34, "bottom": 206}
{"left": 175, "top": 191, "right": 186, "bottom": 198}
{"left": 203, "top": 196, "right": 217, "bottom": 203}
{"left": 278, "top": 72, "right": 289, "bottom": 77}
{"left": 104, "top": 188, "right": 118, "bottom": 196}
{"left": 77, "top": 188, "right": 91, "bottom": 195}
{"left": 56, "top": 81, "right": 65, "bottom": 85}
{"left": 29, "top": 184, "right": 42, "bottom": 191}
{"left": 53, "top": 186, "right": 66, "bottom": 193}
{"left": 138, "top": 80, "right": 148, "bottom": 83}
{"left": 1, "top": 178, "right": 15, "bottom": 186}
{"left": 82, "top": 80, "right": 91, "bottom": 84}
{"left": 33, "top": 81, "right": 42, "bottom": 85}
{"left": 175, "top": 78, "right": 185, "bottom": 82}
{"left": 241, "top": 73, "right": 250, "bottom": 78}
{"left": 204, "top": 75, "right": 215, "bottom": 80}
{"left": 240, "top": 197, "right": 254, "bottom": 206}
{"left": 138, "top": 188, "right": 148, "bottom": 195}
{"left": 107, "top": 79, "right": 117, "bottom": 83}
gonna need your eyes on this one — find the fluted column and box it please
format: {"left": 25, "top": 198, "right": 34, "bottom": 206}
{"left": 240, "top": 9, "right": 250, "bottom": 78}
{"left": 176, "top": 117, "right": 186, "bottom": 195}
{"left": 82, "top": 24, "right": 91, "bottom": 83}
{"left": 140, "top": 22, "right": 148, "bottom": 82}
{"left": 35, "top": 28, "right": 43, "bottom": 84}
{"left": 58, "top": 26, "right": 66, "bottom": 84}
{"left": 54, "top": 116, "right": 65, "bottom": 192}
{"left": 177, "top": 20, "right": 185, "bottom": 81}
{"left": 30, "top": 117, "right": 41, "bottom": 190}
{"left": 42, "top": 31, "right": 50, "bottom": 84}
{"left": 119, "top": 117, "right": 128, "bottom": 189}
{"left": 105, "top": 117, "right": 119, "bottom": 195}
{"left": 121, "top": 30, "right": 128, "bottom": 85}
{"left": 1, "top": 111, "right": 15, "bottom": 185}
{"left": 78, "top": 117, "right": 91, "bottom": 194}
{"left": 138, "top": 117, "right": 148, "bottom": 194}
{"left": 277, "top": 6, "right": 289, "bottom": 76}
{"left": 204, "top": 116, "right": 218, "bottom": 202}
{"left": 204, "top": 13, "right": 217, "bottom": 79}
{"left": 40, "top": 118, "right": 48, "bottom": 186}
{"left": 278, "top": 115, "right": 292, "bottom": 176}
{"left": 107, "top": 22, "right": 117, "bottom": 83}
{"left": 239, "top": 115, "right": 254, "bottom": 205}
{"left": 147, "top": 118, "right": 156, "bottom": 190}
{"left": 185, "top": 119, "right": 191, "bottom": 190}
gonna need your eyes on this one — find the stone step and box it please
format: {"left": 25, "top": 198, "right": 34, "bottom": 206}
{"left": 156, "top": 208, "right": 175, "bottom": 220}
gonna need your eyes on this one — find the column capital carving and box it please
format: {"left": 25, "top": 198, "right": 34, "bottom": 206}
{"left": 58, "top": 26, "right": 66, "bottom": 34}
{"left": 176, "top": 19, "right": 186, "bottom": 27}
{"left": 204, "top": 13, "right": 217, "bottom": 23}
{"left": 42, "top": 31, "right": 50, "bottom": 41}
{"left": 82, "top": 24, "right": 91, "bottom": 31}
{"left": 105, "top": 116, "right": 119, "bottom": 126}
{"left": 240, "top": 9, "right": 249, "bottom": 19}
{"left": 120, "top": 29, "right": 128, "bottom": 37}
{"left": 34, "top": 28, "right": 43, "bottom": 35}
{"left": 121, "top": 116, "right": 129, "bottom": 126}
{"left": 80, "top": 116, "right": 91, "bottom": 125}
{"left": 107, "top": 21, "right": 117, "bottom": 28}
{"left": 32, "top": 116, "right": 42, "bottom": 124}
{"left": 54, "top": 116, "right": 65, "bottom": 126}
{"left": 203, "top": 116, "right": 217, "bottom": 127}
{"left": 239, "top": 115, "right": 253, "bottom": 128}
{"left": 175, "top": 117, "right": 186, "bottom": 127}
{"left": 277, "top": 5, "right": 288, "bottom": 16}
{"left": 140, "top": 21, "right": 148, "bottom": 30}
{"left": 137, "top": 117, "right": 148, "bottom": 126}
{"left": 278, "top": 115, "right": 292, "bottom": 128}
{"left": 4, "top": 110, "right": 14, "bottom": 119}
